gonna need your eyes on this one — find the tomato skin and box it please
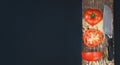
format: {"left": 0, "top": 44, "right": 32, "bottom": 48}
{"left": 84, "top": 9, "right": 102, "bottom": 26}
{"left": 83, "top": 29, "right": 103, "bottom": 47}
{"left": 82, "top": 52, "right": 103, "bottom": 61}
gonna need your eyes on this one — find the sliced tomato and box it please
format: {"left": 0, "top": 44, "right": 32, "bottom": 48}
{"left": 84, "top": 9, "right": 102, "bottom": 26}
{"left": 82, "top": 52, "right": 103, "bottom": 61}
{"left": 83, "top": 29, "right": 103, "bottom": 47}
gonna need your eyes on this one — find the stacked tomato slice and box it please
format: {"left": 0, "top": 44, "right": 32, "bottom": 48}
{"left": 82, "top": 52, "right": 103, "bottom": 61}
{"left": 82, "top": 9, "right": 103, "bottom": 61}
{"left": 83, "top": 28, "right": 103, "bottom": 48}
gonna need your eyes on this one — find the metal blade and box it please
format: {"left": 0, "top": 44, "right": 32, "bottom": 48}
{"left": 103, "top": 5, "right": 113, "bottom": 37}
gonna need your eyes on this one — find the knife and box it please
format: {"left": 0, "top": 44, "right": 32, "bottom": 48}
{"left": 103, "top": 5, "right": 114, "bottom": 61}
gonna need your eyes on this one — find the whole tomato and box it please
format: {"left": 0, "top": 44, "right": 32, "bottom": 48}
{"left": 84, "top": 9, "right": 102, "bottom": 26}
{"left": 82, "top": 52, "right": 103, "bottom": 61}
{"left": 83, "top": 29, "right": 103, "bottom": 47}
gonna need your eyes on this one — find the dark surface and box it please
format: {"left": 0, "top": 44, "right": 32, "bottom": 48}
{"left": 5, "top": 0, "right": 82, "bottom": 65}
{"left": 1, "top": 0, "right": 120, "bottom": 65}
{"left": 114, "top": 0, "right": 120, "bottom": 65}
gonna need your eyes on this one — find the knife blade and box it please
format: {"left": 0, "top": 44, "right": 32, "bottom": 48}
{"left": 103, "top": 5, "right": 114, "bottom": 61}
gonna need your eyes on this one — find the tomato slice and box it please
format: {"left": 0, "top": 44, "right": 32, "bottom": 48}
{"left": 82, "top": 52, "right": 103, "bottom": 61}
{"left": 83, "top": 29, "right": 103, "bottom": 47}
{"left": 84, "top": 9, "right": 102, "bottom": 26}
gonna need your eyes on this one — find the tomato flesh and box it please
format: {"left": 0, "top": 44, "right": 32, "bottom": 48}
{"left": 82, "top": 52, "right": 103, "bottom": 61}
{"left": 83, "top": 29, "right": 103, "bottom": 47}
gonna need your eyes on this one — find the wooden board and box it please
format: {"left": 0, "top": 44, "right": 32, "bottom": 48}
{"left": 82, "top": 0, "right": 114, "bottom": 65}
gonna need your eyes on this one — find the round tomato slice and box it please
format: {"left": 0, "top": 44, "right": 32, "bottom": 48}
{"left": 82, "top": 52, "right": 103, "bottom": 61}
{"left": 84, "top": 9, "right": 102, "bottom": 26}
{"left": 83, "top": 29, "right": 103, "bottom": 47}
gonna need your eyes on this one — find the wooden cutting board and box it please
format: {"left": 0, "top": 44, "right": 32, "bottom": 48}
{"left": 82, "top": 0, "right": 114, "bottom": 65}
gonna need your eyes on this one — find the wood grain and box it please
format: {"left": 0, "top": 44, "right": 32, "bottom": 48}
{"left": 82, "top": 0, "right": 114, "bottom": 65}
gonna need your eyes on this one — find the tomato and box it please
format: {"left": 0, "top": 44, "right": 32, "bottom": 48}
{"left": 83, "top": 29, "right": 103, "bottom": 47}
{"left": 84, "top": 9, "right": 102, "bottom": 26}
{"left": 82, "top": 52, "right": 103, "bottom": 61}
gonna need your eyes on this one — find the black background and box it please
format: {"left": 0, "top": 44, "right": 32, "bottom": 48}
{"left": 1, "top": 0, "right": 120, "bottom": 65}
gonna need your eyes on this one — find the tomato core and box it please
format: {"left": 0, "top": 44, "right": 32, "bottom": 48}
{"left": 91, "top": 13, "right": 96, "bottom": 18}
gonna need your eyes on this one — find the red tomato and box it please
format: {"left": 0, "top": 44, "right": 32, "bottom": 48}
{"left": 82, "top": 52, "right": 103, "bottom": 61}
{"left": 83, "top": 29, "right": 103, "bottom": 47}
{"left": 84, "top": 9, "right": 102, "bottom": 26}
